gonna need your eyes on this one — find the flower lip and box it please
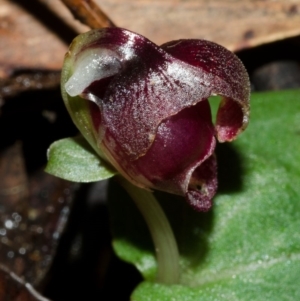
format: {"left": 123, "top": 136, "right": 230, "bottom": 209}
{"left": 61, "top": 27, "right": 250, "bottom": 211}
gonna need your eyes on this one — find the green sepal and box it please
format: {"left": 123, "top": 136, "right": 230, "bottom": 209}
{"left": 45, "top": 136, "right": 116, "bottom": 182}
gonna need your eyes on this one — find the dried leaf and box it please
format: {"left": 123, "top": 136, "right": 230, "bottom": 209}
{"left": 1, "top": 0, "right": 300, "bottom": 79}
{"left": 99, "top": 0, "right": 300, "bottom": 51}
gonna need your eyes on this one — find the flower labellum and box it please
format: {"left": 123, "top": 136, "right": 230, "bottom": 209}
{"left": 61, "top": 28, "right": 250, "bottom": 211}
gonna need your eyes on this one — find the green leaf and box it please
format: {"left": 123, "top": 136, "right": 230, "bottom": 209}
{"left": 108, "top": 90, "right": 300, "bottom": 300}
{"left": 46, "top": 136, "right": 116, "bottom": 182}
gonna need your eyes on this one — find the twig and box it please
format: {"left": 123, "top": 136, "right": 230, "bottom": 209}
{"left": 0, "top": 71, "right": 61, "bottom": 103}
{"left": 61, "top": 0, "right": 115, "bottom": 29}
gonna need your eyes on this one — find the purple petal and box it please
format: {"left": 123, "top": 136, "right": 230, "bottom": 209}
{"left": 161, "top": 39, "right": 250, "bottom": 142}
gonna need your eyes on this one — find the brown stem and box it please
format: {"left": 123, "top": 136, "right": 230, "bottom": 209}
{"left": 61, "top": 0, "right": 115, "bottom": 29}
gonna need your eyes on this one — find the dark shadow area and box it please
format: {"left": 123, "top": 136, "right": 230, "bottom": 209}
{"left": 216, "top": 142, "right": 244, "bottom": 194}
{"left": 12, "top": 0, "right": 78, "bottom": 44}
{"left": 0, "top": 87, "right": 77, "bottom": 172}
{"left": 237, "top": 35, "right": 300, "bottom": 91}
{"left": 44, "top": 182, "right": 142, "bottom": 301}
{"left": 237, "top": 35, "right": 300, "bottom": 75}
{"left": 107, "top": 179, "right": 155, "bottom": 256}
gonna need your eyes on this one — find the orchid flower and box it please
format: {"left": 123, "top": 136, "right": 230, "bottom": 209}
{"left": 61, "top": 27, "right": 250, "bottom": 212}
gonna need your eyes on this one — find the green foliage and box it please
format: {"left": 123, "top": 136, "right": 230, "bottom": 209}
{"left": 109, "top": 90, "right": 300, "bottom": 300}
{"left": 46, "top": 136, "right": 116, "bottom": 182}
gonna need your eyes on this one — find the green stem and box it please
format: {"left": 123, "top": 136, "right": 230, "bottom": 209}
{"left": 118, "top": 177, "right": 180, "bottom": 284}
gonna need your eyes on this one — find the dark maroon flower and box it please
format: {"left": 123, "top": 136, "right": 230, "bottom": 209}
{"left": 61, "top": 28, "right": 250, "bottom": 211}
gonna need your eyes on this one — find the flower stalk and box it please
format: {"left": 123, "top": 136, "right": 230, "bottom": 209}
{"left": 118, "top": 176, "right": 180, "bottom": 285}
